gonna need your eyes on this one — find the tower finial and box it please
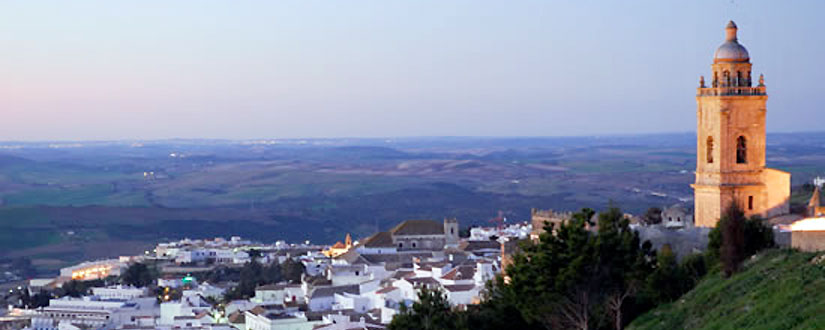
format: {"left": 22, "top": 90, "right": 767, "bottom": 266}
{"left": 725, "top": 20, "right": 738, "bottom": 41}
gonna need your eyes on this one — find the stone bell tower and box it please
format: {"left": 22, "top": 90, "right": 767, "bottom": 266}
{"left": 692, "top": 21, "right": 790, "bottom": 227}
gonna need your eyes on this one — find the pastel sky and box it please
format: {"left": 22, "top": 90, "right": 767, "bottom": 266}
{"left": 1, "top": 1, "right": 823, "bottom": 141}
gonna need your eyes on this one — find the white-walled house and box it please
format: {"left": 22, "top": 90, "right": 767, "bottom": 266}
{"left": 327, "top": 265, "right": 371, "bottom": 286}
{"left": 244, "top": 305, "right": 317, "bottom": 330}
{"left": 90, "top": 285, "right": 146, "bottom": 300}
{"left": 308, "top": 285, "right": 359, "bottom": 311}
{"left": 313, "top": 313, "right": 386, "bottom": 330}
{"left": 159, "top": 291, "right": 212, "bottom": 326}
{"left": 332, "top": 292, "right": 371, "bottom": 313}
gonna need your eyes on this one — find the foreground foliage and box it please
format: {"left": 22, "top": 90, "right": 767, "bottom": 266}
{"left": 222, "top": 257, "right": 306, "bottom": 301}
{"left": 390, "top": 207, "right": 703, "bottom": 330}
{"left": 628, "top": 249, "right": 825, "bottom": 330}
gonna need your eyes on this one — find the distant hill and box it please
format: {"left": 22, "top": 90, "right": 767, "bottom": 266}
{"left": 2, "top": 133, "right": 825, "bottom": 275}
{"left": 628, "top": 249, "right": 825, "bottom": 330}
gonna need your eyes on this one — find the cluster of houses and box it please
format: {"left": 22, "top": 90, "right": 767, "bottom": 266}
{"left": 7, "top": 218, "right": 535, "bottom": 330}
{"left": 7, "top": 201, "right": 724, "bottom": 330}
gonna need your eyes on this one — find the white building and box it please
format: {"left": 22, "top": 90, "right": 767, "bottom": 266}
{"left": 159, "top": 291, "right": 212, "bottom": 326}
{"left": 662, "top": 204, "right": 694, "bottom": 229}
{"left": 59, "top": 259, "right": 126, "bottom": 281}
{"left": 308, "top": 285, "right": 359, "bottom": 311}
{"left": 91, "top": 285, "right": 146, "bottom": 300}
{"left": 244, "top": 305, "right": 317, "bottom": 330}
{"left": 34, "top": 296, "right": 155, "bottom": 330}
{"left": 313, "top": 313, "right": 385, "bottom": 330}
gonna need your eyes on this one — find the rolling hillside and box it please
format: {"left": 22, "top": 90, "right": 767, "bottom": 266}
{"left": 628, "top": 249, "right": 825, "bottom": 330}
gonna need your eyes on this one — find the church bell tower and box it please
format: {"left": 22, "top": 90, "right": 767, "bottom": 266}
{"left": 692, "top": 21, "right": 790, "bottom": 227}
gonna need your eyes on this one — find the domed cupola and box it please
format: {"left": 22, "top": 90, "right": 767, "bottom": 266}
{"left": 713, "top": 21, "right": 749, "bottom": 63}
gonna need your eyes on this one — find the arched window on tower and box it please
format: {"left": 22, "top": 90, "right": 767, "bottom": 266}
{"left": 723, "top": 71, "right": 730, "bottom": 87}
{"left": 706, "top": 136, "right": 714, "bottom": 163}
{"left": 747, "top": 71, "right": 752, "bottom": 87}
{"left": 713, "top": 72, "right": 719, "bottom": 87}
{"left": 736, "top": 71, "right": 743, "bottom": 87}
{"left": 736, "top": 136, "right": 747, "bottom": 164}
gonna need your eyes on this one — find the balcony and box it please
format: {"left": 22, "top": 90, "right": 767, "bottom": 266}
{"left": 697, "top": 86, "right": 766, "bottom": 96}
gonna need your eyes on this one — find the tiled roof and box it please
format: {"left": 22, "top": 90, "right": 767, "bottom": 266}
{"left": 375, "top": 286, "right": 398, "bottom": 294}
{"left": 416, "top": 260, "right": 449, "bottom": 270}
{"left": 390, "top": 220, "right": 444, "bottom": 236}
{"left": 404, "top": 277, "right": 440, "bottom": 286}
{"left": 361, "top": 252, "right": 432, "bottom": 264}
{"left": 310, "top": 285, "right": 359, "bottom": 299}
{"left": 441, "top": 265, "right": 476, "bottom": 281}
{"left": 391, "top": 270, "right": 415, "bottom": 280}
{"left": 443, "top": 284, "right": 476, "bottom": 292}
{"left": 227, "top": 311, "right": 245, "bottom": 324}
{"left": 459, "top": 240, "right": 501, "bottom": 252}
{"left": 361, "top": 231, "right": 395, "bottom": 248}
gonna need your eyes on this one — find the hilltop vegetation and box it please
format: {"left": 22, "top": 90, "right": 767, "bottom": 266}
{"left": 628, "top": 249, "right": 825, "bottom": 330}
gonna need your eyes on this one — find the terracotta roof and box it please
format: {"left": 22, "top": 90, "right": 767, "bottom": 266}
{"left": 310, "top": 285, "right": 359, "bottom": 299}
{"left": 443, "top": 284, "right": 476, "bottom": 292}
{"left": 391, "top": 270, "right": 415, "bottom": 280}
{"left": 390, "top": 220, "right": 444, "bottom": 236}
{"left": 361, "top": 231, "right": 395, "bottom": 248}
{"left": 333, "top": 249, "right": 361, "bottom": 264}
{"left": 459, "top": 240, "right": 501, "bottom": 252}
{"left": 361, "top": 252, "right": 431, "bottom": 264}
{"left": 416, "top": 260, "right": 449, "bottom": 269}
{"left": 227, "top": 311, "right": 245, "bottom": 324}
{"left": 441, "top": 265, "right": 476, "bottom": 281}
{"left": 375, "top": 286, "right": 398, "bottom": 294}
{"left": 810, "top": 187, "right": 822, "bottom": 207}
{"left": 404, "top": 277, "right": 440, "bottom": 287}
{"left": 331, "top": 242, "right": 346, "bottom": 249}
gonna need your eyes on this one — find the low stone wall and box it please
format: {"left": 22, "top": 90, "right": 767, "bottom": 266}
{"left": 791, "top": 230, "right": 825, "bottom": 252}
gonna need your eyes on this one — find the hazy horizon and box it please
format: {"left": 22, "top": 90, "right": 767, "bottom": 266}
{"left": 2, "top": 1, "right": 824, "bottom": 141}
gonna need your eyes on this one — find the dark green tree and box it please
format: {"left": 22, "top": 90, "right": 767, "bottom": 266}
{"left": 497, "top": 207, "right": 655, "bottom": 330}
{"left": 61, "top": 280, "right": 89, "bottom": 297}
{"left": 679, "top": 252, "right": 708, "bottom": 288}
{"left": 247, "top": 249, "right": 263, "bottom": 259}
{"left": 642, "top": 244, "right": 688, "bottom": 305}
{"left": 121, "top": 263, "right": 155, "bottom": 287}
{"left": 389, "top": 287, "right": 456, "bottom": 330}
{"left": 280, "top": 258, "right": 305, "bottom": 284}
{"left": 224, "top": 259, "right": 297, "bottom": 301}
{"left": 708, "top": 204, "right": 774, "bottom": 277}
{"left": 720, "top": 205, "right": 746, "bottom": 277}
{"left": 20, "top": 290, "right": 51, "bottom": 308}
{"left": 743, "top": 215, "right": 775, "bottom": 256}
{"left": 642, "top": 207, "right": 663, "bottom": 225}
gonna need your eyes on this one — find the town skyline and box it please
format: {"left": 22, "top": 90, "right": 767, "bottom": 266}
{"left": 2, "top": 1, "right": 824, "bottom": 141}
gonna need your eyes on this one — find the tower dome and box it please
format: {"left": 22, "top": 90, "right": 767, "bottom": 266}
{"left": 713, "top": 21, "right": 749, "bottom": 62}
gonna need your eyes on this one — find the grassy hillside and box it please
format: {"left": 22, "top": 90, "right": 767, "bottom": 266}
{"left": 629, "top": 249, "right": 825, "bottom": 330}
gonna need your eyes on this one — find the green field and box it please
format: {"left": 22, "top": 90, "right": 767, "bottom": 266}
{"left": 0, "top": 134, "right": 822, "bottom": 275}
{"left": 0, "top": 207, "right": 62, "bottom": 250}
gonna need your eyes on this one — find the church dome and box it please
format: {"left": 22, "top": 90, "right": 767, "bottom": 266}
{"left": 713, "top": 21, "right": 749, "bottom": 62}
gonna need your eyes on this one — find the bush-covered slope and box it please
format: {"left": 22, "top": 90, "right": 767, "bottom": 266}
{"left": 629, "top": 249, "right": 825, "bottom": 330}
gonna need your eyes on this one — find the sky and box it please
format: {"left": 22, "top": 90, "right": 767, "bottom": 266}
{"left": 1, "top": 0, "right": 823, "bottom": 141}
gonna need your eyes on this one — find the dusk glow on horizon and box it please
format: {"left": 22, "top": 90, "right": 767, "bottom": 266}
{"left": 1, "top": 0, "right": 824, "bottom": 141}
